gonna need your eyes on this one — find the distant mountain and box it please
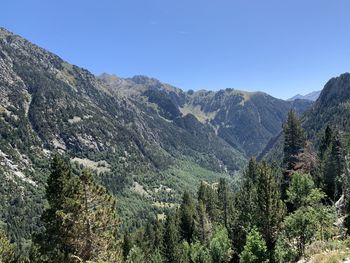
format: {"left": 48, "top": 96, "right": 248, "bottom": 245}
{"left": 0, "top": 27, "right": 313, "bottom": 244}
{"left": 259, "top": 73, "right": 350, "bottom": 162}
{"left": 288, "top": 90, "right": 321, "bottom": 101}
{"left": 99, "top": 74, "right": 312, "bottom": 157}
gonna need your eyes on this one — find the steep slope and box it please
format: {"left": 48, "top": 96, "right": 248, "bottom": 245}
{"left": 0, "top": 28, "right": 246, "bottom": 243}
{"left": 303, "top": 73, "right": 350, "bottom": 138}
{"left": 259, "top": 73, "right": 350, "bottom": 162}
{"left": 0, "top": 27, "right": 312, "bottom": 245}
{"left": 99, "top": 74, "right": 312, "bottom": 157}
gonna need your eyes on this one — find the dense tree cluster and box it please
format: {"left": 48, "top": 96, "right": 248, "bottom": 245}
{"left": 1, "top": 111, "right": 350, "bottom": 263}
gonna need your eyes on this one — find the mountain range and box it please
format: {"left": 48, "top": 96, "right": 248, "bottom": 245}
{"left": 2, "top": 27, "right": 350, "bottom": 245}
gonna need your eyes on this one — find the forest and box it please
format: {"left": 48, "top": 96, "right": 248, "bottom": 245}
{"left": 1, "top": 110, "right": 350, "bottom": 263}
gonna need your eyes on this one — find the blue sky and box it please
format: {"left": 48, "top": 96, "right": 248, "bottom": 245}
{"left": 2, "top": 0, "right": 350, "bottom": 99}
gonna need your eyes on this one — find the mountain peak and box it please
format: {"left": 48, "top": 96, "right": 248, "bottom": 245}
{"left": 288, "top": 90, "right": 321, "bottom": 101}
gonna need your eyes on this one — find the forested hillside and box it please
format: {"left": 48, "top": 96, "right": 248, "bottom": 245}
{"left": 1, "top": 27, "right": 350, "bottom": 263}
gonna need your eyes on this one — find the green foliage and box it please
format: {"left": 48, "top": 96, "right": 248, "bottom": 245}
{"left": 256, "top": 162, "right": 285, "bottom": 258}
{"left": 163, "top": 213, "right": 180, "bottom": 263}
{"left": 281, "top": 174, "right": 337, "bottom": 259}
{"left": 179, "top": 192, "right": 197, "bottom": 243}
{"left": 320, "top": 129, "right": 345, "bottom": 201}
{"left": 286, "top": 172, "right": 315, "bottom": 209}
{"left": 209, "top": 227, "right": 232, "bottom": 263}
{"left": 283, "top": 110, "right": 306, "bottom": 171}
{"left": 239, "top": 228, "right": 269, "bottom": 263}
{"left": 126, "top": 246, "right": 145, "bottom": 263}
{"left": 0, "top": 229, "right": 15, "bottom": 263}
{"left": 189, "top": 241, "right": 211, "bottom": 263}
{"left": 34, "top": 156, "right": 122, "bottom": 263}
{"left": 231, "top": 163, "right": 258, "bottom": 254}
{"left": 283, "top": 207, "right": 319, "bottom": 257}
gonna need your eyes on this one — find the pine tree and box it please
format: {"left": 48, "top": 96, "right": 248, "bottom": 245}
{"left": 69, "top": 169, "right": 121, "bottom": 262}
{"left": 163, "top": 213, "right": 180, "bottom": 263}
{"left": 321, "top": 131, "right": 345, "bottom": 201}
{"left": 196, "top": 201, "right": 212, "bottom": 243}
{"left": 231, "top": 162, "right": 258, "bottom": 256}
{"left": 35, "top": 154, "right": 75, "bottom": 262}
{"left": 198, "top": 182, "right": 219, "bottom": 223}
{"left": 319, "top": 125, "right": 333, "bottom": 160}
{"left": 283, "top": 111, "right": 306, "bottom": 170}
{"left": 245, "top": 158, "right": 259, "bottom": 183}
{"left": 282, "top": 111, "right": 306, "bottom": 195}
{"left": 217, "top": 178, "right": 231, "bottom": 228}
{"left": 256, "top": 162, "right": 285, "bottom": 262}
{"left": 179, "top": 192, "right": 197, "bottom": 244}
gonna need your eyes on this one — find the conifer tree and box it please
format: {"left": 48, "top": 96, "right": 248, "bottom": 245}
{"left": 283, "top": 111, "right": 306, "bottom": 171}
{"left": 179, "top": 192, "right": 197, "bottom": 244}
{"left": 163, "top": 213, "right": 180, "bottom": 263}
{"left": 69, "top": 169, "right": 121, "bottom": 262}
{"left": 196, "top": 201, "right": 212, "bottom": 243}
{"left": 231, "top": 161, "right": 258, "bottom": 256}
{"left": 217, "top": 178, "right": 231, "bottom": 228}
{"left": 35, "top": 154, "right": 75, "bottom": 262}
{"left": 282, "top": 111, "right": 306, "bottom": 195}
{"left": 256, "top": 162, "right": 285, "bottom": 262}
{"left": 198, "top": 182, "right": 218, "bottom": 222}
{"left": 321, "top": 131, "right": 345, "bottom": 201}
{"left": 319, "top": 125, "right": 333, "bottom": 160}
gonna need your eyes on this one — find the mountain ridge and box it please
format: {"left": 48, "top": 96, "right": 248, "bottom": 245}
{"left": 0, "top": 27, "right": 313, "bottom": 244}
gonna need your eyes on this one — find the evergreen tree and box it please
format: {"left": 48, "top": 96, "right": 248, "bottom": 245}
{"left": 231, "top": 162, "right": 258, "bottom": 257}
{"left": 35, "top": 154, "right": 75, "bottom": 262}
{"left": 198, "top": 182, "right": 218, "bottom": 223}
{"left": 283, "top": 111, "right": 306, "bottom": 170}
{"left": 318, "top": 125, "right": 333, "bottom": 160}
{"left": 217, "top": 178, "right": 231, "bottom": 228}
{"left": 256, "top": 162, "right": 285, "bottom": 262}
{"left": 321, "top": 131, "right": 345, "bottom": 201}
{"left": 163, "top": 213, "right": 180, "bottom": 263}
{"left": 179, "top": 192, "right": 197, "bottom": 244}
{"left": 245, "top": 158, "right": 259, "bottom": 183}
{"left": 196, "top": 201, "right": 212, "bottom": 243}
{"left": 239, "top": 228, "right": 269, "bottom": 263}
{"left": 282, "top": 111, "right": 306, "bottom": 195}
{"left": 69, "top": 169, "right": 121, "bottom": 262}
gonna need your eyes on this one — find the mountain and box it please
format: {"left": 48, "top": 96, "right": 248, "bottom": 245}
{"left": 259, "top": 73, "right": 350, "bottom": 162}
{"left": 0, "top": 27, "right": 312, "bottom": 244}
{"left": 288, "top": 90, "right": 321, "bottom": 102}
{"left": 98, "top": 73, "right": 312, "bottom": 157}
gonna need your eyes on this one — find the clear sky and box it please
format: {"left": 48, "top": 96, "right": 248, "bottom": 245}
{"left": 2, "top": 0, "right": 350, "bottom": 99}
